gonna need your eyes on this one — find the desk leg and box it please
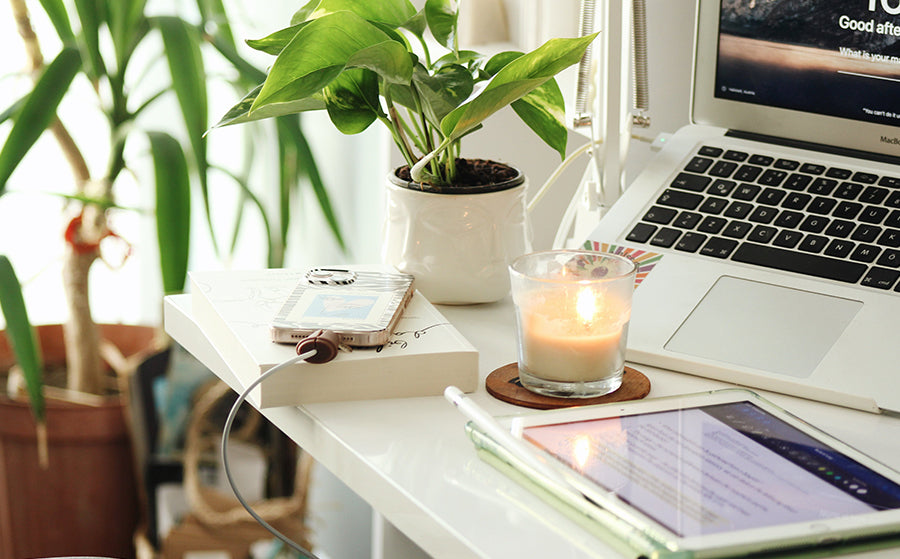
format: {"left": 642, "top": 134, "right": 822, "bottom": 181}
{"left": 371, "top": 512, "right": 430, "bottom": 559}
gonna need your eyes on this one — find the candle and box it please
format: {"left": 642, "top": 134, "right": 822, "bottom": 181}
{"left": 510, "top": 250, "right": 636, "bottom": 398}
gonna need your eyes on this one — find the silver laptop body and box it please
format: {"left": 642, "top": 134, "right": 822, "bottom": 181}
{"left": 588, "top": 0, "right": 900, "bottom": 413}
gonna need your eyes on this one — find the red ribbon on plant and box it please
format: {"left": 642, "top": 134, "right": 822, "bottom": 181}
{"left": 64, "top": 213, "right": 133, "bottom": 268}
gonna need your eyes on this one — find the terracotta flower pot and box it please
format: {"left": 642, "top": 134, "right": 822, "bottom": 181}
{"left": 0, "top": 323, "right": 157, "bottom": 559}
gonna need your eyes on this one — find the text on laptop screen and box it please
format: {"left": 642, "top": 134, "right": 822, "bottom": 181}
{"left": 715, "top": 1, "right": 900, "bottom": 129}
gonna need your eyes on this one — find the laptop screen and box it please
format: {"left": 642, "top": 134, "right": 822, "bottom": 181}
{"left": 715, "top": 1, "right": 900, "bottom": 129}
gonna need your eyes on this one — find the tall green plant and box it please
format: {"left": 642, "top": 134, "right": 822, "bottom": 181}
{"left": 216, "top": 0, "right": 598, "bottom": 188}
{"left": 0, "top": 0, "right": 342, "bottom": 399}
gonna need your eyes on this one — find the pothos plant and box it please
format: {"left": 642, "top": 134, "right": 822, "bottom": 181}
{"left": 216, "top": 0, "right": 598, "bottom": 189}
{"left": 0, "top": 0, "right": 342, "bottom": 462}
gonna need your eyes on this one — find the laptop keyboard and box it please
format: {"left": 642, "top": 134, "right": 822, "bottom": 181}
{"left": 625, "top": 145, "right": 900, "bottom": 292}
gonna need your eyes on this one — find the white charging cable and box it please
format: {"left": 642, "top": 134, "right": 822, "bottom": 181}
{"left": 221, "top": 330, "right": 341, "bottom": 559}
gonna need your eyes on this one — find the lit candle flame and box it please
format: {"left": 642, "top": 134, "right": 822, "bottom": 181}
{"left": 573, "top": 435, "right": 593, "bottom": 471}
{"left": 576, "top": 287, "right": 596, "bottom": 324}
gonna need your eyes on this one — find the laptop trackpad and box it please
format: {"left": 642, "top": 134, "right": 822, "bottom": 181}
{"left": 664, "top": 276, "right": 862, "bottom": 378}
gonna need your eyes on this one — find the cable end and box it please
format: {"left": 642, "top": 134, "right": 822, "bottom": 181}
{"left": 296, "top": 329, "right": 340, "bottom": 363}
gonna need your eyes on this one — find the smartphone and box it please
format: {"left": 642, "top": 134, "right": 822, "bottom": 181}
{"left": 270, "top": 268, "right": 415, "bottom": 347}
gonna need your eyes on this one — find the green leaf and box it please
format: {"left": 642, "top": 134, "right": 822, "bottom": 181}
{"left": 37, "top": 0, "right": 76, "bottom": 44}
{"left": 0, "top": 255, "right": 44, "bottom": 426}
{"left": 73, "top": 0, "right": 106, "bottom": 80}
{"left": 251, "top": 11, "right": 410, "bottom": 111}
{"left": 411, "top": 63, "right": 473, "bottom": 126}
{"left": 440, "top": 34, "right": 597, "bottom": 144}
{"left": 294, "top": 0, "right": 417, "bottom": 27}
{"left": 251, "top": 12, "right": 412, "bottom": 112}
{"left": 148, "top": 132, "right": 191, "bottom": 295}
{"left": 323, "top": 69, "right": 380, "bottom": 134}
{"left": 155, "top": 16, "right": 213, "bottom": 253}
{"left": 425, "top": 0, "right": 458, "bottom": 52}
{"left": 511, "top": 78, "right": 567, "bottom": 160}
{"left": 276, "top": 117, "right": 345, "bottom": 251}
{"left": 108, "top": 0, "right": 147, "bottom": 71}
{"left": 215, "top": 84, "right": 326, "bottom": 128}
{"left": 0, "top": 47, "right": 81, "bottom": 196}
{"left": 246, "top": 23, "right": 305, "bottom": 56}
{"left": 195, "top": 0, "right": 236, "bottom": 51}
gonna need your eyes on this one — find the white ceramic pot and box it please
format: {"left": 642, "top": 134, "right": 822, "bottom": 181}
{"left": 382, "top": 167, "right": 531, "bottom": 304}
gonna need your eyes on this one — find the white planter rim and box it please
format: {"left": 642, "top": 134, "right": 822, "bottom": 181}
{"left": 389, "top": 161, "right": 525, "bottom": 195}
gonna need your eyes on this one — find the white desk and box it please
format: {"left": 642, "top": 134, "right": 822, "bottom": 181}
{"left": 165, "top": 293, "right": 900, "bottom": 558}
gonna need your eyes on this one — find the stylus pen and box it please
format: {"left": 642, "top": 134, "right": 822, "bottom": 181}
{"left": 444, "top": 386, "right": 572, "bottom": 489}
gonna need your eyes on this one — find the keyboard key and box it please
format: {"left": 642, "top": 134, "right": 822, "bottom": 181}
{"left": 643, "top": 206, "right": 677, "bottom": 224}
{"left": 861, "top": 267, "right": 900, "bottom": 290}
{"left": 824, "top": 239, "right": 855, "bottom": 258}
{"left": 799, "top": 163, "right": 826, "bottom": 175}
{"left": 685, "top": 156, "right": 714, "bottom": 174}
{"left": 808, "top": 177, "right": 838, "bottom": 195}
{"left": 835, "top": 182, "right": 863, "bottom": 199}
{"left": 675, "top": 232, "right": 707, "bottom": 252}
{"left": 650, "top": 227, "right": 681, "bottom": 248}
{"left": 782, "top": 192, "right": 812, "bottom": 210}
{"left": 724, "top": 201, "right": 754, "bottom": 219}
{"left": 627, "top": 223, "right": 657, "bottom": 243}
{"left": 807, "top": 196, "right": 837, "bottom": 214}
{"left": 733, "top": 184, "right": 761, "bottom": 200}
{"left": 700, "top": 237, "right": 738, "bottom": 258}
{"left": 698, "top": 145, "right": 723, "bottom": 157}
{"left": 825, "top": 219, "right": 855, "bottom": 238}
{"left": 850, "top": 244, "right": 881, "bottom": 263}
{"left": 784, "top": 173, "right": 812, "bottom": 190}
{"left": 749, "top": 154, "right": 775, "bottom": 166}
{"left": 732, "top": 243, "right": 867, "bottom": 283}
{"left": 674, "top": 211, "right": 702, "bottom": 229}
{"left": 658, "top": 189, "right": 703, "bottom": 210}
{"left": 887, "top": 210, "right": 900, "bottom": 229}
{"left": 859, "top": 206, "right": 888, "bottom": 224}
{"left": 774, "top": 158, "right": 800, "bottom": 170}
{"left": 799, "top": 215, "right": 829, "bottom": 233}
{"left": 798, "top": 235, "right": 828, "bottom": 253}
{"left": 758, "top": 169, "right": 788, "bottom": 186}
{"left": 748, "top": 225, "right": 777, "bottom": 243}
{"left": 877, "top": 228, "right": 900, "bottom": 248}
{"left": 834, "top": 201, "right": 863, "bottom": 219}
{"left": 734, "top": 165, "right": 762, "bottom": 182}
{"left": 698, "top": 216, "right": 727, "bottom": 234}
{"left": 860, "top": 186, "right": 889, "bottom": 204}
{"left": 723, "top": 221, "right": 752, "bottom": 238}
{"left": 774, "top": 210, "right": 804, "bottom": 229}
{"left": 708, "top": 179, "right": 737, "bottom": 196}
{"left": 853, "top": 171, "right": 879, "bottom": 184}
{"left": 773, "top": 230, "right": 803, "bottom": 248}
{"left": 851, "top": 224, "right": 882, "bottom": 243}
{"left": 759, "top": 188, "right": 787, "bottom": 205}
{"left": 887, "top": 192, "right": 900, "bottom": 209}
{"left": 698, "top": 197, "right": 729, "bottom": 215}
{"left": 671, "top": 172, "right": 711, "bottom": 192}
{"left": 749, "top": 206, "right": 778, "bottom": 224}
{"left": 723, "top": 150, "right": 749, "bottom": 162}
{"left": 878, "top": 176, "right": 900, "bottom": 188}
{"left": 710, "top": 160, "right": 738, "bottom": 178}
{"left": 826, "top": 167, "right": 853, "bottom": 180}
{"left": 877, "top": 249, "right": 900, "bottom": 268}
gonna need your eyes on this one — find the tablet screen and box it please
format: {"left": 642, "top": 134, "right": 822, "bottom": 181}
{"left": 522, "top": 402, "right": 900, "bottom": 538}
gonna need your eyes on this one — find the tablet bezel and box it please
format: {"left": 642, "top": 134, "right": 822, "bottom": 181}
{"left": 502, "top": 389, "right": 900, "bottom": 556}
{"left": 691, "top": 0, "right": 900, "bottom": 161}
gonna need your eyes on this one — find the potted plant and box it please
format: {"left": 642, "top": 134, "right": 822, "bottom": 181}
{"left": 0, "top": 0, "right": 339, "bottom": 556}
{"left": 215, "top": 0, "right": 597, "bottom": 303}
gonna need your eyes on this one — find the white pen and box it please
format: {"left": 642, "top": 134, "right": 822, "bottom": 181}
{"left": 443, "top": 385, "right": 571, "bottom": 489}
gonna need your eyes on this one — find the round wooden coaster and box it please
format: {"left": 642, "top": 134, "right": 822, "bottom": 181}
{"left": 485, "top": 363, "right": 651, "bottom": 409}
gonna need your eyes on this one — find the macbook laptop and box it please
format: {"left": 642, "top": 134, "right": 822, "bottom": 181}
{"left": 586, "top": 0, "right": 900, "bottom": 413}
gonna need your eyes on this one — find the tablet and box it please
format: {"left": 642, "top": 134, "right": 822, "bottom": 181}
{"left": 472, "top": 389, "right": 900, "bottom": 558}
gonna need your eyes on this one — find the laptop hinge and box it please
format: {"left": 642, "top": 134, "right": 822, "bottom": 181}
{"left": 726, "top": 129, "right": 900, "bottom": 168}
